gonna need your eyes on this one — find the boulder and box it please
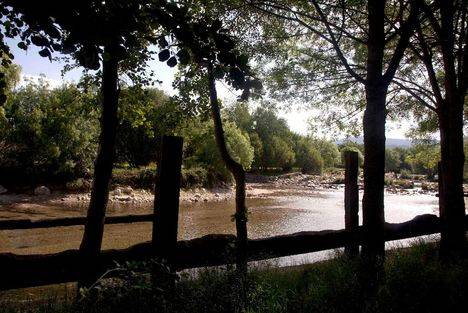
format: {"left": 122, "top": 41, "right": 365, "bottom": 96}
{"left": 115, "top": 195, "right": 132, "bottom": 202}
{"left": 34, "top": 186, "right": 51, "bottom": 196}
{"left": 0, "top": 185, "right": 7, "bottom": 194}
{"left": 112, "top": 188, "right": 123, "bottom": 196}
{"left": 122, "top": 186, "right": 133, "bottom": 195}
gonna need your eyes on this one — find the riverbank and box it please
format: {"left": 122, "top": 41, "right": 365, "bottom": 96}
{"left": 1, "top": 172, "right": 451, "bottom": 209}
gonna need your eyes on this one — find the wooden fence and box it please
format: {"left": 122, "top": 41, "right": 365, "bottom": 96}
{"left": 0, "top": 136, "right": 467, "bottom": 291}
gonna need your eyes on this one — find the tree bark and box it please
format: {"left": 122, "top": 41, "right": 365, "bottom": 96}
{"left": 79, "top": 44, "right": 119, "bottom": 283}
{"left": 436, "top": 0, "right": 467, "bottom": 258}
{"left": 207, "top": 66, "right": 248, "bottom": 283}
{"left": 361, "top": 0, "right": 387, "bottom": 260}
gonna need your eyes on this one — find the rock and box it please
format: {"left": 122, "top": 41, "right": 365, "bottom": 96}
{"left": 0, "top": 185, "right": 7, "bottom": 194}
{"left": 115, "top": 195, "right": 132, "bottom": 202}
{"left": 34, "top": 186, "right": 51, "bottom": 196}
{"left": 122, "top": 186, "right": 133, "bottom": 195}
{"left": 112, "top": 188, "right": 123, "bottom": 196}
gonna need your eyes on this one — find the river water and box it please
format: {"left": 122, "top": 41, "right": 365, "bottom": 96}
{"left": 0, "top": 187, "right": 448, "bottom": 261}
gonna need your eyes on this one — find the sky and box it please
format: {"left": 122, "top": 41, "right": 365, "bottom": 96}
{"left": 7, "top": 39, "right": 410, "bottom": 139}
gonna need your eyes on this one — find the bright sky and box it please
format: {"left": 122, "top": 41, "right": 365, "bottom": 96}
{"left": 7, "top": 39, "right": 410, "bottom": 139}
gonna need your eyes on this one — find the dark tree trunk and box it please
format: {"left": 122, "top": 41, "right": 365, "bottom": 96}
{"left": 79, "top": 44, "right": 119, "bottom": 283}
{"left": 438, "top": 95, "right": 466, "bottom": 257}
{"left": 207, "top": 66, "right": 248, "bottom": 302}
{"left": 361, "top": 0, "right": 387, "bottom": 260}
{"left": 437, "top": 0, "right": 467, "bottom": 258}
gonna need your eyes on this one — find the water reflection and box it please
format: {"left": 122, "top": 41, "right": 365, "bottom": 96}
{"left": 0, "top": 189, "right": 449, "bottom": 255}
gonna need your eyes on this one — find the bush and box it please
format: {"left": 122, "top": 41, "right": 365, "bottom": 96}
{"left": 181, "top": 166, "right": 210, "bottom": 188}
{"left": 399, "top": 169, "right": 412, "bottom": 179}
{"left": 310, "top": 139, "right": 341, "bottom": 168}
{"left": 295, "top": 139, "right": 323, "bottom": 175}
{"left": 264, "top": 136, "right": 296, "bottom": 170}
{"left": 112, "top": 167, "right": 156, "bottom": 190}
{"left": 0, "top": 80, "right": 99, "bottom": 187}
{"left": 340, "top": 146, "right": 364, "bottom": 167}
{"left": 192, "top": 121, "right": 254, "bottom": 181}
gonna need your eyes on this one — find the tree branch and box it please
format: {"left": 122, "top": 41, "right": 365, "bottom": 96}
{"left": 309, "top": 0, "right": 365, "bottom": 84}
{"left": 383, "top": 0, "right": 421, "bottom": 85}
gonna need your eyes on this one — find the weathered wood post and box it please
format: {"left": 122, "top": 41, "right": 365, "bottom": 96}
{"left": 152, "top": 135, "right": 183, "bottom": 279}
{"left": 152, "top": 135, "right": 183, "bottom": 259}
{"left": 344, "top": 150, "right": 359, "bottom": 257}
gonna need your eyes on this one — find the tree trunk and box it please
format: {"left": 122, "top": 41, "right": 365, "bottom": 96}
{"left": 437, "top": 0, "right": 467, "bottom": 258}
{"left": 438, "top": 97, "right": 466, "bottom": 258}
{"left": 79, "top": 44, "right": 119, "bottom": 283}
{"left": 361, "top": 0, "right": 387, "bottom": 261}
{"left": 207, "top": 66, "right": 248, "bottom": 295}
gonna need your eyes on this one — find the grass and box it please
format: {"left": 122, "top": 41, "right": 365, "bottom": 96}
{"left": 1, "top": 240, "right": 467, "bottom": 313}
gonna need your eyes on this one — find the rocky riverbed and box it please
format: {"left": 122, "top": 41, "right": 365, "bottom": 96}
{"left": 0, "top": 172, "right": 465, "bottom": 209}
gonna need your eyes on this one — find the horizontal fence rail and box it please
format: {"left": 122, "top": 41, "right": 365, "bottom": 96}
{"left": 0, "top": 214, "right": 154, "bottom": 230}
{"left": 1, "top": 214, "right": 467, "bottom": 290}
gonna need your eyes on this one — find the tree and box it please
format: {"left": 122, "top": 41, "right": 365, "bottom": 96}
{"left": 310, "top": 138, "right": 341, "bottom": 168}
{"left": 0, "top": 0, "right": 216, "bottom": 285}
{"left": 406, "top": 143, "right": 440, "bottom": 177}
{"left": 252, "top": 105, "right": 293, "bottom": 168}
{"left": 385, "top": 148, "right": 402, "bottom": 173}
{"left": 232, "top": 0, "right": 421, "bottom": 263}
{"left": 393, "top": 0, "right": 467, "bottom": 257}
{"left": 0, "top": 79, "right": 99, "bottom": 187}
{"left": 196, "top": 121, "right": 254, "bottom": 179}
{"left": 267, "top": 135, "right": 296, "bottom": 170}
{"left": 294, "top": 138, "right": 323, "bottom": 174}
{"left": 116, "top": 87, "right": 176, "bottom": 167}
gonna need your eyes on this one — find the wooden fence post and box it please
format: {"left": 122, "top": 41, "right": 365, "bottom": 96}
{"left": 152, "top": 135, "right": 183, "bottom": 263}
{"left": 344, "top": 150, "right": 359, "bottom": 257}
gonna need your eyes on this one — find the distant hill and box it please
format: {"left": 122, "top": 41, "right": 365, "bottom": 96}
{"left": 336, "top": 137, "right": 412, "bottom": 148}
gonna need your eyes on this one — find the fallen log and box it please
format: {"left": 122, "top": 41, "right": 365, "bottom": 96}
{"left": 1, "top": 214, "right": 467, "bottom": 290}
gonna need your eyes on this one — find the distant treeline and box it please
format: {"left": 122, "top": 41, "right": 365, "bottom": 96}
{"left": 0, "top": 78, "right": 465, "bottom": 188}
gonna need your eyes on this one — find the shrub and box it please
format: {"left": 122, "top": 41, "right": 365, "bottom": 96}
{"left": 340, "top": 146, "right": 364, "bottom": 167}
{"left": 295, "top": 139, "right": 323, "bottom": 175}
{"left": 112, "top": 167, "right": 156, "bottom": 190}
{"left": 193, "top": 121, "right": 254, "bottom": 181}
{"left": 0, "top": 80, "right": 99, "bottom": 187}
{"left": 310, "top": 139, "right": 341, "bottom": 168}
{"left": 181, "top": 166, "right": 210, "bottom": 188}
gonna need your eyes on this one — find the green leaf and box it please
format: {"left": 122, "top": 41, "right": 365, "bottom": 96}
{"left": 31, "top": 35, "right": 48, "bottom": 47}
{"left": 158, "top": 49, "right": 170, "bottom": 62}
{"left": 17, "top": 41, "right": 27, "bottom": 50}
{"left": 158, "top": 37, "right": 168, "bottom": 48}
{"left": 167, "top": 56, "right": 177, "bottom": 67}
{"left": 38, "top": 48, "right": 51, "bottom": 58}
{"left": 176, "top": 49, "right": 190, "bottom": 65}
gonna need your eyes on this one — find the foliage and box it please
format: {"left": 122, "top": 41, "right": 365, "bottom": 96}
{"left": 0, "top": 79, "right": 99, "bottom": 186}
{"left": 265, "top": 136, "right": 296, "bottom": 170}
{"left": 385, "top": 148, "right": 402, "bottom": 173}
{"left": 116, "top": 87, "right": 180, "bottom": 167}
{"left": 190, "top": 120, "right": 254, "bottom": 181}
{"left": 294, "top": 137, "right": 323, "bottom": 174}
{"left": 405, "top": 143, "right": 440, "bottom": 176}
{"left": 310, "top": 138, "right": 341, "bottom": 168}
{"left": 339, "top": 144, "right": 364, "bottom": 168}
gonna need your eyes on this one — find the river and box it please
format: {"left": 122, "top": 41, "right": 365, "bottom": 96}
{"left": 0, "top": 186, "right": 446, "bottom": 261}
